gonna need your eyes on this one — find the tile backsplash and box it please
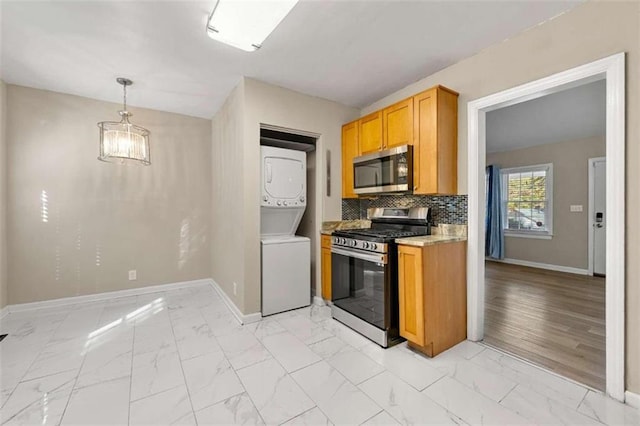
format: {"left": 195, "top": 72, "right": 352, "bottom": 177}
{"left": 342, "top": 194, "right": 468, "bottom": 224}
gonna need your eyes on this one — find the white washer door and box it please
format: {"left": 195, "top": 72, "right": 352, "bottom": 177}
{"left": 261, "top": 237, "right": 310, "bottom": 316}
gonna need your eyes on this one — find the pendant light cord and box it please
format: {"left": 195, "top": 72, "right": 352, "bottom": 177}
{"left": 123, "top": 83, "right": 127, "bottom": 112}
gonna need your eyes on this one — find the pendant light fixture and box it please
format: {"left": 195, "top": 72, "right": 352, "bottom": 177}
{"left": 97, "top": 78, "right": 151, "bottom": 165}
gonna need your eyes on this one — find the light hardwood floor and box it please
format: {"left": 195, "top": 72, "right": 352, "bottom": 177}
{"left": 484, "top": 261, "right": 605, "bottom": 391}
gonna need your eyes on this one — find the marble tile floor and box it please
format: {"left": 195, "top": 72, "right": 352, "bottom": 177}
{"left": 1, "top": 284, "right": 638, "bottom": 425}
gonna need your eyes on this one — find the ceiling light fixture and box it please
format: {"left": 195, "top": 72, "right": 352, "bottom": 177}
{"left": 97, "top": 78, "right": 150, "bottom": 165}
{"left": 206, "top": 0, "right": 299, "bottom": 52}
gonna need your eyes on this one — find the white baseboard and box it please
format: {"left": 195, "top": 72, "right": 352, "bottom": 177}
{"left": 0, "top": 305, "right": 8, "bottom": 320}
{"left": 625, "top": 390, "right": 640, "bottom": 409}
{"left": 313, "top": 296, "right": 326, "bottom": 306}
{"left": 6, "top": 278, "right": 212, "bottom": 314}
{"left": 488, "top": 258, "right": 589, "bottom": 276}
{"left": 208, "top": 279, "right": 262, "bottom": 325}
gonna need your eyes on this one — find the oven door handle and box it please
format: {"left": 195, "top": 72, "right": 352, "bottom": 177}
{"left": 331, "top": 247, "right": 387, "bottom": 264}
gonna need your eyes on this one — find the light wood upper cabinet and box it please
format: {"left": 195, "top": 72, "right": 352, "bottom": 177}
{"left": 341, "top": 120, "right": 360, "bottom": 199}
{"left": 398, "top": 241, "right": 467, "bottom": 357}
{"left": 340, "top": 85, "right": 458, "bottom": 198}
{"left": 321, "top": 234, "right": 332, "bottom": 301}
{"left": 413, "top": 86, "right": 458, "bottom": 195}
{"left": 383, "top": 98, "right": 414, "bottom": 150}
{"left": 398, "top": 244, "right": 425, "bottom": 346}
{"left": 358, "top": 111, "right": 383, "bottom": 154}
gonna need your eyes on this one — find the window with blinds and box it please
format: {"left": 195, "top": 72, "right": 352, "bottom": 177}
{"left": 501, "top": 164, "right": 553, "bottom": 236}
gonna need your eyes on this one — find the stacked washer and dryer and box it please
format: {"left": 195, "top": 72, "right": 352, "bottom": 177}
{"left": 260, "top": 146, "right": 310, "bottom": 316}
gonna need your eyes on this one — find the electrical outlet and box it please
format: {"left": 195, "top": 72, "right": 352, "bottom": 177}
{"left": 570, "top": 205, "right": 583, "bottom": 212}
{"left": 128, "top": 270, "right": 137, "bottom": 280}
{"left": 233, "top": 282, "right": 237, "bottom": 296}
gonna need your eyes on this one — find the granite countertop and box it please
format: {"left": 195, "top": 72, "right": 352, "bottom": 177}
{"left": 320, "top": 219, "right": 371, "bottom": 235}
{"left": 396, "top": 224, "right": 467, "bottom": 247}
{"left": 395, "top": 234, "right": 467, "bottom": 247}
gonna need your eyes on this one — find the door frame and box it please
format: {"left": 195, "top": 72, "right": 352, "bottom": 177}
{"left": 466, "top": 53, "right": 626, "bottom": 400}
{"left": 588, "top": 157, "right": 607, "bottom": 276}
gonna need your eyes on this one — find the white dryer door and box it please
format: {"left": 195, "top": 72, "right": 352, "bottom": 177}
{"left": 263, "top": 156, "right": 304, "bottom": 200}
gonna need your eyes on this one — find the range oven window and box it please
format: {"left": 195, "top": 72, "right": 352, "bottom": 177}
{"left": 331, "top": 250, "right": 389, "bottom": 330}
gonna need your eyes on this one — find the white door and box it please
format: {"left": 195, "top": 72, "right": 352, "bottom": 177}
{"left": 592, "top": 158, "right": 606, "bottom": 276}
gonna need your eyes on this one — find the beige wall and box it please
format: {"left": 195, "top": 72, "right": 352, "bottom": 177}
{"left": 487, "top": 136, "right": 605, "bottom": 269}
{"left": 6, "top": 85, "right": 212, "bottom": 304}
{"left": 362, "top": 1, "right": 640, "bottom": 393}
{"left": 298, "top": 149, "right": 318, "bottom": 297}
{"left": 242, "top": 78, "right": 358, "bottom": 314}
{"left": 210, "top": 81, "right": 247, "bottom": 312}
{"left": 210, "top": 78, "right": 357, "bottom": 315}
{"left": 0, "top": 80, "right": 7, "bottom": 309}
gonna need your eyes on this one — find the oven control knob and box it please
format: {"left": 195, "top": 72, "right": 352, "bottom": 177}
{"left": 350, "top": 240, "right": 358, "bottom": 247}
{"left": 363, "top": 242, "right": 369, "bottom": 249}
{"left": 277, "top": 200, "right": 282, "bottom": 206}
{"left": 371, "top": 243, "right": 377, "bottom": 251}
{"left": 283, "top": 201, "right": 288, "bottom": 206}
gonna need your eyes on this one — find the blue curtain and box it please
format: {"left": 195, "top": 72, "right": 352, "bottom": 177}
{"left": 485, "top": 165, "right": 504, "bottom": 259}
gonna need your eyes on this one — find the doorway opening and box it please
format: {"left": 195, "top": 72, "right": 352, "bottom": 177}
{"left": 259, "top": 125, "right": 321, "bottom": 307}
{"left": 483, "top": 80, "right": 606, "bottom": 390}
{"left": 467, "top": 53, "right": 625, "bottom": 400}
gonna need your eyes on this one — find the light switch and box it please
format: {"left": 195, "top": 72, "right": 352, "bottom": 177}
{"left": 570, "top": 205, "right": 583, "bottom": 212}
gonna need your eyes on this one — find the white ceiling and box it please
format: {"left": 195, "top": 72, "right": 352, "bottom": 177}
{"left": 486, "top": 79, "right": 605, "bottom": 153}
{"left": 1, "top": 0, "right": 582, "bottom": 119}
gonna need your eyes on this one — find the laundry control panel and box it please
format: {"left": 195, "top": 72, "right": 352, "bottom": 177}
{"left": 261, "top": 195, "right": 306, "bottom": 207}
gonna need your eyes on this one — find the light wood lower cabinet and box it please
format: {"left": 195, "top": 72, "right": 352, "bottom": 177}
{"left": 398, "top": 241, "right": 467, "bottom": 356}
{"left": 321, "top": 234, "right": 332, "bottom": 301}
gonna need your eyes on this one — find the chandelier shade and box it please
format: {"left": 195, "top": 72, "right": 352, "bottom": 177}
{"left": 98, "top": 78, "right": 151, "bottom": 165}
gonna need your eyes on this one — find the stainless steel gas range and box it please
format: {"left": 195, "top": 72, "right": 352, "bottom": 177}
{"left": 330, "top": 207, "right": 432, "bottom": 347}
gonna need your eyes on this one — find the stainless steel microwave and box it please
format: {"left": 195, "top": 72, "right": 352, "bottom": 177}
{"left": 353, "top": 145, "right": 413, "bottom": 195}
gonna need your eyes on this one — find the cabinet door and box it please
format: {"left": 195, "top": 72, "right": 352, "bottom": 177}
{"left": 358, "top": 111, "right": 383, "bottom": 154}
{"left": 321, "top": 247, "right": 332, "bottom": 301}
{"left": 383, "top": 98, "right": 413, "bottom": 150}
{"left": 413, "top": 89, "right": 437, "bottom": 194}
{"left": 341, "top": 120, "right": 359, "bottom": 199}
{"left": 398, "top": 245, "right": 425, "bottom": 345}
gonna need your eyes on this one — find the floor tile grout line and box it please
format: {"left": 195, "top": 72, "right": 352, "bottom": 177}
{"left": 357, "top": 408, "right": 384, "bottom": 425}
{"left": 235, "top": 309, "right": 337, "bottom": 424}
{"left": 167, "top": 296, "right": 203, "bottom": 426}
{"left": 0, "top": 372, "right": 79, "bottom": 424}
{"left": 58, "top": 333, "right": 94, "bottom": 425}
{"left": 497, "top": 382, "right": 519, "bottom": 404}
{"left": 475, "top": 343, "right": 597, "bottom": 413}
{"left": 354, "top": 368, "right": 386, "bottom": 387}
{"left": 128, "top": 310, "right": 138, "bottom": 426}
{"left": 478, "top": 340, "right": 598, "bottom": 394}
{"left": 200, "top": 299, "right": 268, "bottom": 425}
{"left": 1, "top": 306, "right": 73, "bottom": 406}
{"left": 434, "top": 355, "right": 522, "bottom": 404}
{"left": 227, "top": 368, "right": 266, "bottom": 425}
{"left": 128, "top": 382, "right": 185, "bottom": 404}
